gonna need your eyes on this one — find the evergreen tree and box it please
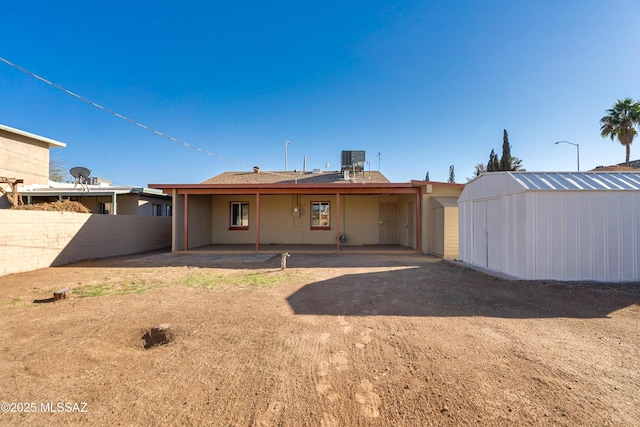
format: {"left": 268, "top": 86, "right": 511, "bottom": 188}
{"left": 500, "top": 129, "right": 512, "bottom": 171}
{"left": 448, "top": 165, "right": 455, "bottom": 183}
{"left": 481, "top": 130, "right": 525, "bottom": 176}
{"left": 487, "top": 149, "right": 499, "bottom": 172}
{"left": 425, "top": 171, "right": 430, "bottom": 181}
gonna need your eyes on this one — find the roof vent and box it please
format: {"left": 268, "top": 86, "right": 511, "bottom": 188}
{"left": 253, "top": 166, "right": 260, "bottom": 173}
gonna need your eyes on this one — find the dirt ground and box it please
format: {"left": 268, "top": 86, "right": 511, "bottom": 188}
{"left": 0, "top": 251, "right": 638, "bottom": 426}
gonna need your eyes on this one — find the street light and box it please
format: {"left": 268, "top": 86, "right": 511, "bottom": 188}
{"left": 554, "top": 140, "right": 580, "bottom": 171}
{"left": 285, "top": 140, "right": 290, "bottom": 171}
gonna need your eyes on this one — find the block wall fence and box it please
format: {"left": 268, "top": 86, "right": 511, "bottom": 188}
{"left": 0, "top": 210, "right": 171, "bottom": 276}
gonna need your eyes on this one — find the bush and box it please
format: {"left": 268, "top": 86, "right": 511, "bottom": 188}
{"left": 13, "top": 200, "right": 92, "bottom": 213}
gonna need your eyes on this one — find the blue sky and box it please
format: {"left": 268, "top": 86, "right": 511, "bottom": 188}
{"left": 2, "top": 0, "right": 640, "bottom": 186}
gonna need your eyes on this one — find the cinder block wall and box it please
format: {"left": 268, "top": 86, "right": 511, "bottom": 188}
{"left": 0, "top": 210, "right": 171, "bottom": 276}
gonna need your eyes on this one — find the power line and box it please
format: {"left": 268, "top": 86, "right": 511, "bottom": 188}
{"left": 0, "top": 56, "right": 270, "bottom": 173}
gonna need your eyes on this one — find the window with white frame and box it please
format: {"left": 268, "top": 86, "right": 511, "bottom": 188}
{"left": 152, "top": 204, "right": 163, "bottom": 216}
{"left": 311, "top": 201, "right": 330, "bottom": 229}
{"left": 230, "top": 201, "right": 249, "bottom": 228}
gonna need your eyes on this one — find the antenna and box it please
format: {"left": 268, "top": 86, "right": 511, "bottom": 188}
{"left": 376, "top": 152, "right": 382, "bottom": 170}
{"left": 70, "top": 166, "right": 91, "bottom": 191}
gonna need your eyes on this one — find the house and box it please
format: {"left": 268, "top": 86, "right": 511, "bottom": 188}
{"left": 0, "top": 123, "right": 171, "bottom": 215}
{"left": 0, "top": 124, "right": 66, "bottom": 208}
{"left": 21, "top": 181, "right": 172, "bottom": 216}
{"left": 458, "top": 171, "right": 640, "bottom": 282}
{"left": 150, "top": 165, "right": 463, "bottom": 256}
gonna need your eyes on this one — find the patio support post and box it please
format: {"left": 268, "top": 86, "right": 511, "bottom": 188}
{"left": 184, "top": 193, "right": 189, "bottom": 251}
{"left": 112, "top": 192, "right": 117, "bottom": 215}
{"left": 335, "top": 192, "right": 341, "bottom": 251}
{"left": 415, "top": 191, "right": 421, "bottom": 251}
{"left": 255, "top": 192, "right": 260, "bottom": 251}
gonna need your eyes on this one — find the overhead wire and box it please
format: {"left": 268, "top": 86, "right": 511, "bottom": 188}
{"left": 0, "top": 56, "right": 292, "bottom": 178}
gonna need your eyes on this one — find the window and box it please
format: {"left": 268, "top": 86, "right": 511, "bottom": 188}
{"left": 311, "top": 201, "right": 330, "bottom": 229}
{"left": 230, "top": 202, "right": 249, "bottom": 229}
{"left": 152, "top": 204, "right": 163, "bottom": 216}
{"left": 98, "top": 202, "right": 111, "bottom": 215}
{"left": 165, "top": 205, "right": 172, "bottom": 217}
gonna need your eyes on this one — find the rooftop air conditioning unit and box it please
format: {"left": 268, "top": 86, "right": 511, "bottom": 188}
{"left": 341, "top": 150, "right": 365, "bottom": 172}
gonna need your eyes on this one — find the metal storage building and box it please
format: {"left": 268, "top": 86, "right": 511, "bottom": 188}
{"left": 458, "top": 172, "right": 640, "bottom": 282}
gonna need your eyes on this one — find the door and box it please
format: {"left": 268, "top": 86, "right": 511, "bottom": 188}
{"left": 407, "top": 201, "right": 415, "bottom": 248}
{"left": 472, "top": 198, "right": 502, "bottom": 270}
{"left": 472, "top": 201, "right": 487, "bottom": 266}
{"left": 378, "top": 203, "right": 399, "bottom": 244}
{"left": 486, "top": 198, "right": 503, "bottom": 271}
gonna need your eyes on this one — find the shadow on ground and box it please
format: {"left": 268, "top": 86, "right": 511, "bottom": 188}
{"left": 286, "top": 262, "right": 640, "bottom": 319}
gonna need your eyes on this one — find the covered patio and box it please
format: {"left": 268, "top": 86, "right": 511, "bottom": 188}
{"left": 182, "top": 243, "right": 420, "bottom": 254}
{"left": 150, "top": 177, "right": 463, "bottom": 258}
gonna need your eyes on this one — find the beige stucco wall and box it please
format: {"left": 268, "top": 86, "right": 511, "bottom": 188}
{"left": 0, "top": 209, "right": 171, "bottom": 276}
{"left": 188, "top": 195, "right": 213, "bottom": 248}
{"left": 207, "top": 194, "right": 385, "bottom": 246}
{"left": 0, "top": 128, "right": 51, "bottom": 186}
{"left": 342, "top": 195, "right": 379, "bottom": 245}
{"left": 419, "top": 184, "right": 463, "bottom": 258}
{"left": 168, "top": 188, "right": 459, "bottom": 251}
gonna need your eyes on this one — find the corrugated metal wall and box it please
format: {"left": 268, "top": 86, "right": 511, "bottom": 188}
{"left": 459, "top": 187, "right": 640, "bottom": 282}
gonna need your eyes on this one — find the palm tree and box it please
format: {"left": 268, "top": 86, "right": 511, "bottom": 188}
{"left": 600, "top": 98, "right": 640, "bottom": 166}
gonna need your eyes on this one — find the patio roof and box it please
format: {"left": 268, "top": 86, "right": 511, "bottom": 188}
{"left": 149, "top": 181, "right": 422, "bottom": 195}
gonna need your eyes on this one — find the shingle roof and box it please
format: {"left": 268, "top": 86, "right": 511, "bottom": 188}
{"left": 201, "top": 170, "right": 390, "bottom": 185}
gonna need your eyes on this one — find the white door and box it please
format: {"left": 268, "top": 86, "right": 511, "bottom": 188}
{"left": 486, "top": 198, "right": 503, "bottom": 271}
{"left": 472, "top": 198, "right": 502, "bottom": 270}
{"left": 472, "top": 201, "right": 487, "bottom": 266}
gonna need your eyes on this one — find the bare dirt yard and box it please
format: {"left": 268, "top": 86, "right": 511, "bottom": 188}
{"left": 0, "top": 251, "right": 638, "bottom": 426}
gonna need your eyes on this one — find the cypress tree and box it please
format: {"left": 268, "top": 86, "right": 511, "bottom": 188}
{"left": 487, "top": 149, "right": 499, "bottom": 172}
{"left": 500, "top": 129, "right": 512, "bottom": 171}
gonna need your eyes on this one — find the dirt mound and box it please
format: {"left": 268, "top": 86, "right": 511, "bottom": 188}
{"left": 13, "top": 199, "right": 91, "bottom": 213}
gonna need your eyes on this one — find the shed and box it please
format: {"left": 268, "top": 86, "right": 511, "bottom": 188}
{"left": 458, "top": 172, "right": 640, "bottom": 282}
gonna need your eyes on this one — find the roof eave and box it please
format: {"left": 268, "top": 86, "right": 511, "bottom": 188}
{"left": 0, "top": 124, "right": 67, "bottom": 148}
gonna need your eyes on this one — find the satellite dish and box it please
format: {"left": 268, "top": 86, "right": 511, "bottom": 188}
{"left": 70, "top": 166, "right": 92, "bottom": 189}
{"left": 70, "top": 166, "right": 91, "bottom": 179}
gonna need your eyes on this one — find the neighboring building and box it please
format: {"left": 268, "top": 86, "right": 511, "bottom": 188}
{"left": 593, "top": 159, "right": 640, "bottom": 171}
{"left": 0, "top": 123, "right": 171, "bottom": 215}
{"left": 0, "top": 124, "right": 66, "bottom": 208}
{"left": 150, "top": 166, "right": 463, "bottom": 257}
{"left": 21, "top": 181, "right": 172, "bottom": 216}
{"left": 458, "top": 171, "right": 640, "bottom": 282}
